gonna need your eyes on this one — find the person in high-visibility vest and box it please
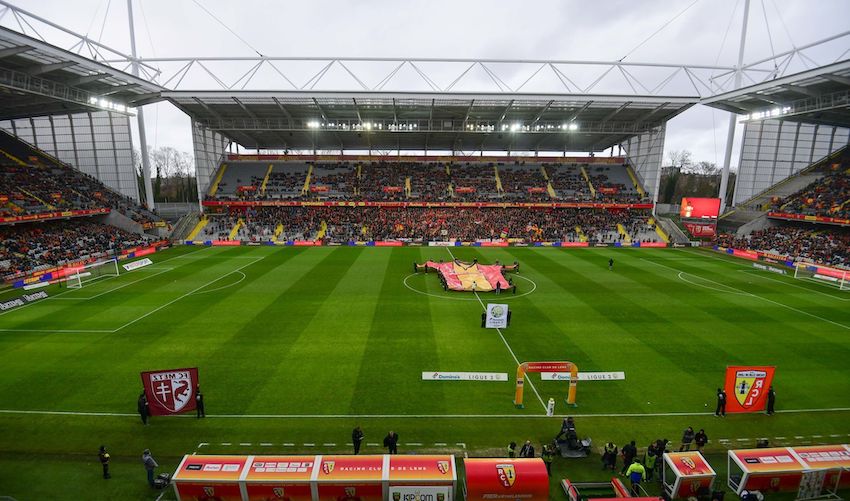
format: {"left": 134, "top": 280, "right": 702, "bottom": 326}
{"left": 507, "top": 441, "right": 517, "bottom": 458}
{"left": 625, "top": 459, "right": 646, "bottom": 496}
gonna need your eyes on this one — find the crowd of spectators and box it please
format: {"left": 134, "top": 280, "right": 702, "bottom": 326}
{"left": 0, "top": 219, "right": 152, "bottom": 278}
{"left": 209, "top": 161, "right": 648, "bottom": 204}
{"left": 0, "top": 135, "right": 163, "bottom": 227}
{"left": 206, "top": 207, "right": 658, "bottom": 244}
{"left": 771, "top": 169, "right": 850, "bottom": 219}
{"left": 714, "top": 225, "right": 850, "bottom": 267}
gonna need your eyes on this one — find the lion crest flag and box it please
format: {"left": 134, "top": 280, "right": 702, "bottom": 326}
{"left": 724, "top": 366, "right": 776, "bottom": 413}
{"left": 141, "top": 367, "right": 199, "bottom": 416}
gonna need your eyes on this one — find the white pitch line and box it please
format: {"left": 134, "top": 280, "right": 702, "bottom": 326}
{"left": 260, "top": 443, "right": 273, "bottom": 446}
{"left": 52, "top": 267, "right": 175, "bottom": 301}
{"left": 323, "top": 443, "right": 336, "bottom": 446}
{"left": 434, "top": 442, "right": 448, "bottom": 446}
{"left": 739, "top": 270, "right": 850, "bottom": 302}
{"left": 366, "top": 443, "right": 380, "bottom": 446}
{"left": 406, "top": 442, "right": 423, "bottom": 446}
{"left": 683, "top": 249, "right": 850, "bottom": 299}
{"left": 640, "top": 258, "right": 850, "bottom": 331}
{"left": 2, "top": 407, "right": 849, "bottom": 419}
{"left": 794, "top": 436, "right": 805, "bottom": 439}
{"left": 0, "top": 247, "right": 211, "bottom": 318}
{"left": 303, "top": 443, "right": 315, "bottom": 447}
{"left": 110, "top": 256, "right": 266, "bottom": 333}
{"left": 239, "top": 442, "right": 251, "bottom": 446}
{"left": 221, "top": 442, "right": 231, "bottom": 446}
{"left": 283, "top": 443, "right": 295, "bottom": 447}
{"left": 830, "top": 434, "right": 842, "bottom": 438}
{"left": 443, "top": 247, "right": 546, "bottom": 413}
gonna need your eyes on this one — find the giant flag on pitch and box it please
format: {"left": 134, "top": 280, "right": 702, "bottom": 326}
{"left": 724, "top": 366, "right": 776, "bottom": 413}
{"left": 141, "top": 367, "right": 199, "bottom": 416}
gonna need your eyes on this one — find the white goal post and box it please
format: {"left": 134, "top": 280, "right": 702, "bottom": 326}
{"left": 66, "top": 258, "right": 120, "bottom": 289}
{"left": 794, "top": 262, "right": 850, "bottom": 291}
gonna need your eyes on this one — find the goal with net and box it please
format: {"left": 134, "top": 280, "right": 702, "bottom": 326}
{"left": 794, "top": 262, "right": 849, "bottom": 290}
{"left": 66, "top": 258, "right": 120, "bottom": 289}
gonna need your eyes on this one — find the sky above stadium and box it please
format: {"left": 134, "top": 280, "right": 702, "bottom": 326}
{"left": 6, "top": 0, "right": 850, "bottom": 168}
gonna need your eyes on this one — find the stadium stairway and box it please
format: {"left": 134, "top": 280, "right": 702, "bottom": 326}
{"left": 405, "top": 176, "right": 412, "bottom": 198}
{"left": 259, "top": 164, "right": 274, "bottom": 196}
{"left": 647, "top": 217, "right": 670, "bottom": 243}
{"left": 273, "top": 223, "right": 284, "bottom": 242}
{"left": 653, "top": 216, "right": 690, "bottom": 244}
{"left": 228, "top": 219, "right": 244, "bottom": 240}
{"left": 626, "top": 164, "right": 647, "bottom": 198}
{"left": 186, "top": 216, "right": 209, "bottom": 240}
{"left": 172, "top": 211, "right": 201, "bottom": 240}
{"left": 574, "top": 225, "right": 588, "bottom": 242}
{"left": 18, "top": 188, "right": 54, "bottom": 210}
{"left": 494, "top": 166, "right": 504, "bottom": 193}
{"left": 0, "top": 148, "right": 26, "bottom": 166}
{"left": 207, "top": 164, "right": 227, "bottom": 197}
{"left": 580, "top": 166, "right": 596, "bottom": 196}
{"left": 301, "top": 165, "right": 313, "bottom": 195}
{"left": 616, "top": 223, "right": 632, "bottom": 244}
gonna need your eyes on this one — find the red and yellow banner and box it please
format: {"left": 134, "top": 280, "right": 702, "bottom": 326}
{"left": 0, "top": 207, "right": 110, "bottom": 225}
{"left": 387, "top": 455, "right": 455, "bottom": 482}
{"left": 317, "top": 456, "right": 383, "bottom": 482}
{"left": 724, "top": 366, "right": 776, "bottom": 413}
{"left": 203, "top": 200, "right": 653, "bottom": 210}
{"left": 768, "top": 211, "right": 850, "bottom": 227}
{"left": 464, "top": 459, "right": 549, "bottom": 501}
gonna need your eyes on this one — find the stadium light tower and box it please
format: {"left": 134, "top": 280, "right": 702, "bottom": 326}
{"left": 127, "top": 0, "right": 156, "bottom": 211}
{"left": 718, "top": 0, "right": 751, "bottom": 214}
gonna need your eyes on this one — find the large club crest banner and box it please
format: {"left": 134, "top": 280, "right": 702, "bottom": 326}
{"left": 724, "top": 366, "right": 776, "bottom": 413}
{"left": 141, "top": 367, "right": 199, "bottom": 416}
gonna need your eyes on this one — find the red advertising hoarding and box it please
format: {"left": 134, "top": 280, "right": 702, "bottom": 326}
{"left": 680, "top": 198, "right": 721, "bottom": 219}
{"left": 141, "top": 367, "right": 199, "bottom": 416}
{"left": 172, "top": 455, "right": 248, "bottom": 501}
{"left": 663, "top": 452, "right": 716, "bottom": 499}
{"left": 315, "top": 456, "right": 384, "bottom": 501}
{"left": 464, "top": 458, "right": 549, "bottom": 501}
{"left": 243, "top": 456, "right": 316, "bottom": 501}
{"left": 723, "top": 366, "right": 776, "bottom": 413}
{"left": 683, "top": 222, "right": 717, "bottom": 238}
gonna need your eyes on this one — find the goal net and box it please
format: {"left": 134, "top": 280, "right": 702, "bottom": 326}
{"left": 794, "top": 262, "right": 850, "bottom": 290}
{"left": 66, "top": 258, "right": 120, "bottom": 289}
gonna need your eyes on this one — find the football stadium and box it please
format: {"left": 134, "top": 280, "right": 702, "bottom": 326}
{"left": 0, "top": 1, "right": 849, "bottom": 499}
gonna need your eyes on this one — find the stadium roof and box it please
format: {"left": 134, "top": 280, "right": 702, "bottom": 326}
{"left": 0, "top": 26, "right": 164, "bottom": 120}
{"left": 701, "top": 59, "right": 850, "bottom": 128}
{"left": 164, "top": 90, "right": 696, "bottom": 152}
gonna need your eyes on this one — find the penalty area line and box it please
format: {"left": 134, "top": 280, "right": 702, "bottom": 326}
{"left": 444, "top": 246, "right": 547, "bottom": 414}
{"left": 1, "top": 408, "right": 849, "bottom": 419}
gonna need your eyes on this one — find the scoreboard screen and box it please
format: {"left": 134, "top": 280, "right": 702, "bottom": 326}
{"left": 680, "top": 197, "right": 721, "bottom": 219}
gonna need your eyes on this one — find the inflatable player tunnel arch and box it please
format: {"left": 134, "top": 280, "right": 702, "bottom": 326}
{"left": 514, "top": 361, "right": 578, "bottom": 408}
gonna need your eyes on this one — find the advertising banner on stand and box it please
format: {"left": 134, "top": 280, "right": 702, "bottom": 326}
{"left": 723, "top": 366, "right": 776, "bottom": 413}
{"left": 485, "top": 304, "right": 509, "bottom": 328}
{"left": 141, "top": 367, "right": 199, "bottom": 416}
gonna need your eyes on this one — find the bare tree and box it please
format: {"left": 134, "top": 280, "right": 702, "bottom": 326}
{"left": 666, "top": 150, "right": 693, "bottom": 170}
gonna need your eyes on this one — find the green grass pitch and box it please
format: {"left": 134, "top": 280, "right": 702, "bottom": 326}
{"left": 0, "top": 245, "right": 848, "bottom": 499}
